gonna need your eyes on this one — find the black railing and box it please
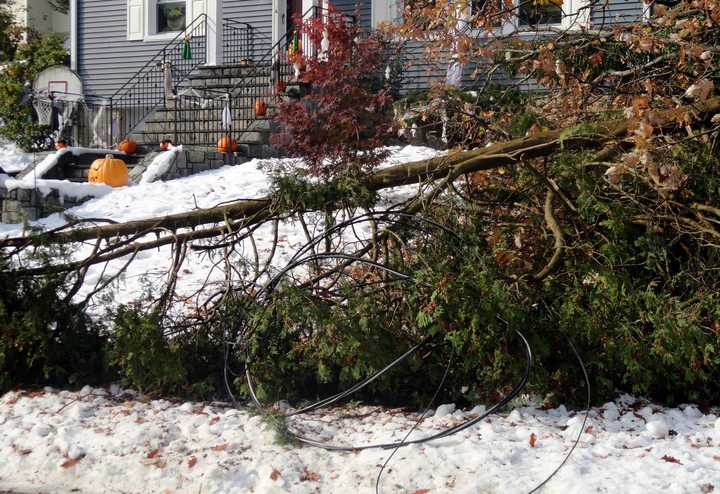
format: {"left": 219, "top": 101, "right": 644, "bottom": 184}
{"left": 166, "top": 7, "right": 358, "bottom": 149}
{"left": 223, "top": 19, "right": 254, "bottom": 64}
{"left": 58, "top": 14, "right": 208, "bottom": 148}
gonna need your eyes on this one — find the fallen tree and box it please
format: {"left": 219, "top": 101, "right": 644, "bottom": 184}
{"left": 4, "top": 95, "right": 720, "bottom": 252}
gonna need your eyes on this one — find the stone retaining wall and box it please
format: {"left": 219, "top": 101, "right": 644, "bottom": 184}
{"left": 0, "top": 187, "right": 92, "bottom": 224}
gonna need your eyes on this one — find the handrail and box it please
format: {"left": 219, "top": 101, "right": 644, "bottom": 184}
{"left": 112, "top": 13, "right": 208, "bottom": 100}
{"left": 106, "top": 13, "right": 209, "bottom": 146}
{"left": 222, "top": 6, "right": 357, "bottom": 143}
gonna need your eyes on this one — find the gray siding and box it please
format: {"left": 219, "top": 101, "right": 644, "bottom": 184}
{"left": 78, "top": 0, "right": 273, "bottom": 98}
{"left": 591, "top": 0, "right": 646, "bottom": 26}
{"left": 397, "top": 0, "right": 646, "bottom": 92}
{"left": 333, "top": 0, "right": 372, "bottom": 30}
{"left": 223, "top": 0, "right": 272, "bottom": 37}
{"left": 76, "top": 0, "right": 645, "bottom": 97}
{"left": 78, "top": 0, "right": 169, "bottom": 98}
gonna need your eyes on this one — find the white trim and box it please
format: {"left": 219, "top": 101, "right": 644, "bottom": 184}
{"left": 70, "top": 0, "right": 77, "bottom": 70}
{"left": 143, "top": 32, "right": 182, "bottom": 42}
{"left": 206, "top": 0, "right": 221, "bottom": 65}
{"left": 271, "top": 0, "right": 287, "bottom": 45}
{"left": 372, "top": 0, "right": 398, "bottom": 27}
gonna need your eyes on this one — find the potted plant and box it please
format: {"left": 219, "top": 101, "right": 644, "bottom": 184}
{"left": 166, "top": 7, "right": 185, "bottom": 31}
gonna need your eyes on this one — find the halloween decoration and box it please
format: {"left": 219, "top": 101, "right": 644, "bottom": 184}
{"left": 88, "top": 154, "right": 128, "bottom": 187}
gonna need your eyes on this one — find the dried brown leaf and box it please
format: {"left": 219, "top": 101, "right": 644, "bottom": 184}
{"left": 529, "top": 433, "right": 537, "bottom": 448}
{"left": 61, "top": 457, "right": 81, "bottom": 468}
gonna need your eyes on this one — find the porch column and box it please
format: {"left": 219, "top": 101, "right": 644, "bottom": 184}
{"left": 302, "top": 0, "right": 319, "bottom": 21}
{"left": 206, "top": 0, "right": 223, "bottom": 66}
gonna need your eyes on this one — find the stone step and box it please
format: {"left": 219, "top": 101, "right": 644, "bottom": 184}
{"left": 190, "top": 63, "right": 274, "bottom": 79}
{"left": 184, "top": 77, "right": 272, "bottom": 90}
{"left": 130, "top": 129, "right": 268, "bottom": 147}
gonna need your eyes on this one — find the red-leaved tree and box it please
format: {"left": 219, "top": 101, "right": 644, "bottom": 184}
{"left": 271, "top": 6, "right": 394, "bottom": 179}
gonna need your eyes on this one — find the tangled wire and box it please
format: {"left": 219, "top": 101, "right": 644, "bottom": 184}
{"left": 222, "top": 209, "right": 590, "bottom": 493}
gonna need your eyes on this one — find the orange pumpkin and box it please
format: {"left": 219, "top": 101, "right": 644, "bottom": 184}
{"left": 117, "top": 138, "right": 138, "bottom": 155}
{"left": 88, "top": 154, "right": 128, "bottom": 187}
{"left": 254, "top": 99, "right": 267, "bottom": 117}
{"left": 55, "top": 140, "right": 68, "bottom": 150}
{"left": 217, "top": 136, "right": 238, "bottom": 153}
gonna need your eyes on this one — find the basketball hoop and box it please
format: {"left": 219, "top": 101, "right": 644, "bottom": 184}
{"left": 33, "top": 95, "right": 54, "bottom": 126}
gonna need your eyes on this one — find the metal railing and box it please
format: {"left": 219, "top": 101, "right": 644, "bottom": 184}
{"left": 223, "top": 19, "right": 255, "bottom": 64}
{"left": 61, "top": 14, "right": 208, "bottom": 148}
{"left": 166, "top": 6, "right": 358, "bottom": 149}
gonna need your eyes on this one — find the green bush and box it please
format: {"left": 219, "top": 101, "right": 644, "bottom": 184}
{"left": 0, "top": 253, "right": 108, "bottom": 392}
{"left": 0, "top": 32, "right": 68, "bottom": 150}
{"left": 106, "top": 306, "right": 230, "bottom": 399}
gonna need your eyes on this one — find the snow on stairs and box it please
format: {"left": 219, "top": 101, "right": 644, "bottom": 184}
{"left": 129, "top": 63, "right": 303, "bottom": 158}
{"left": 43, "top": 149, "right": 145, "bottom": 183}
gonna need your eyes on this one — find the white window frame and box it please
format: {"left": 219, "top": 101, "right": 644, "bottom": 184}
{"left": 126, "top": 0, "right": 208, "bottom": 42}
{"left": 144, "top": 0, "right": 190, "bottom": 41}
{"left": 469, "top": 0, "right": 591, "bottom": 37}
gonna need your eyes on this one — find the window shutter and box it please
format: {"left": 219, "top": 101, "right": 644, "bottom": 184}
{"left": 127, "top": 0, "right": 145, "bottom": 40}
{"left": 190, "top": 0, "right": 208, "bottom": 23}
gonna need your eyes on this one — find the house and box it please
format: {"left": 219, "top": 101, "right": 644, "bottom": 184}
{"left": 55, "top": 0, "right": 647, "bottom": 152}
{"left": 9, "top": 0, "right": 70, "bottom": 37}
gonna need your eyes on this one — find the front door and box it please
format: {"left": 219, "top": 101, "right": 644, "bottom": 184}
{"left": 287, "top": 0, "right": 303, "bottom": 34}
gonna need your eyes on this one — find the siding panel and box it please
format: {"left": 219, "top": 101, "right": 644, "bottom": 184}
{"left": 78, "top": 0, "right": 274, "bottom": 97}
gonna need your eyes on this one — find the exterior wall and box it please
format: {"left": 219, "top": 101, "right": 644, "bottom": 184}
{"left": 74, "top": 0, "right": 644, "bottom": 99}
{"left": 591, "top": 0, "right": 646, "bottom": 26}
{"left": 223, "top": 0, "right": 273, "bottom": 37}
{"left": 77, "top": 0, "right": 168, "bottom": 97}
{"left": 398, "top": 0, "right": 646, "bottom": 93}
{"left": 9, "top": 0, "right": 69, "bottom": 35}
{"left": 77, "top": 0, "right": 274, "bottom": 97}
{"left": 332, "top": 0, "right": 372, "bottom": 30}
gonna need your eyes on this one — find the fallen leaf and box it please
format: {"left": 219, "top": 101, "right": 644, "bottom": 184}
{"left": 209, "top": 416, "right": 221, "bottom": 425}
{"left": 529, "top": 433, "right": 537, "bottom": 448}
{"left": 188, "top": 456, "right": 197, "bottom": 469}
{"left": 411, "top": 490, "right": 431, "bottom": 494}
{"left": 301, "top": 467, "right": 321, "bottom": 482}
{"left": 61, "top": 457, "right": 81, "bottom": 468}
{"left": 211, "top": 443, "right": 228, "bottom": 452}
{"left": 585, "top": 426, "right": 594, "bottom": 434}
{"left": 661, "top": 455, "right": 682, "bottom": 464}
{"left": 270, "top": 468, "right": 281, "bottom": 481}
{"left": 147, "top": 448, "right": 161, "bottom": 459}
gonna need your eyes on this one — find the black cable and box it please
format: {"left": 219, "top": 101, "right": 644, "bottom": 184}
{"left": 222, "top": 208, "right": 585, "bottom": 493}
{"left": 375, "top": 349, "right": 454, "bottom": 494}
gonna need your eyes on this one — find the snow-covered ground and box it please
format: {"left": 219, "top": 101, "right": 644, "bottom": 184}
{"left": 0, "top": 146, "right": 440, "bottom": 316}
{"left": 2, "top": 146, "right": 720, "bottom": 493}
{"left": 0, "top": 387, "right": 718, "bottom": 493}
{"left": 0, "top": 142, "right": 34, "bottom": 174}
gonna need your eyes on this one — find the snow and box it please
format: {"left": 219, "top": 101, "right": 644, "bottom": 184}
{"left": 0, "top": 388, "right": 718, "bottom": 493}
{"left": 0, "top": 146, "right": 440, "bottom": 316}
{"left": 140, "top": 145, "right": 183, "bottom": 184}
{"left": 1, "top": 145, "right": 719, "bottom": 492}
{"left": 2, "top": 176, "right": 112, "bottom": 200}
{"left": 20, "top": 148, "right": 70, "bottom": 181}
{"left": 0, "top": 142, "right": 33, "bottom": 174}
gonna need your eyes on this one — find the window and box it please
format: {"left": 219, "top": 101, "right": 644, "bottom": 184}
{"left": 471, "top": 0, "right": 503, "bottom": 28}
{"left": 517, "top": 0, "right": 562, "bottom": 27}
{"left": 127, "top": 0, "right": 206, "bottom": 41}
{"left": 157, "top": 0, "right": 186, "bottom": 33}
{"left": 403, "top": 0, "right": 437, "bottom": 29}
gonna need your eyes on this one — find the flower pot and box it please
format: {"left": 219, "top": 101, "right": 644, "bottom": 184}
{"left": 167, "top": 15, "right": 185, "bottom": 31}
